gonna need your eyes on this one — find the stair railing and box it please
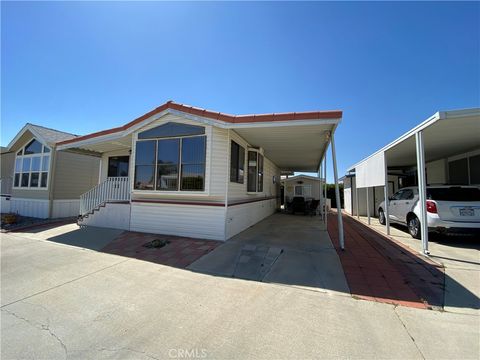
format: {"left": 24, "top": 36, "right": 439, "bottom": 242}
{"left": 79, "top": 177, "right": 130, "bottom": 216}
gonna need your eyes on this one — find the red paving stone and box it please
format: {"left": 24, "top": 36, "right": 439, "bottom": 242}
{"left": 101, "top": 231, "right": 220, "bottom": 269}
{"left": 328, "top": 211, "right": 445, "bottom": 309}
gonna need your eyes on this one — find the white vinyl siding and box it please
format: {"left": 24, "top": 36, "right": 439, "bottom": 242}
{"left": 10, "top": 198, "right": 49, "bottom": 218}
{"left": 226, "top": 199, "right": 277, "bottom": 239}
{"left": 130, "top": 202, "right": 225, "bottom": 240}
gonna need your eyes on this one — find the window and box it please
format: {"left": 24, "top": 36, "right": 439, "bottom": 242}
{"left": 400, "top": 189, "right": 414, "bottom": 200}
{"left": 13, "top": 139, "right": 50, "bottom": 189}
{"left": 390, "top": 191, "right": 403, "bottom": 200}
{"left": 230, "top": 141, "right": 245, "bottom": 183}
{"left": 134, "top": 125, "right": 206, "bottom": 191}
{"left": 247, "top": 150, "right": 264, "bottom": 193}
{"left": 108, "top": 156, "right": 130, "bottom": 177}
{"left": 294, "top": 185, "right": 312, "bottom": 197}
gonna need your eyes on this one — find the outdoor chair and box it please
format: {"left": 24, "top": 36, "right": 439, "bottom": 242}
{"left": 290, "top": 197, "right": 307, "bottom": 215}
{"left": 307, "top": 199, "right": 320, "bottom": 216}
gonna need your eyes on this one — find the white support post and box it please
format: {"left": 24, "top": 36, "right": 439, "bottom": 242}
{"left": 331, "top": 133, "right": 344, "bottom": 250}
{"left": 355, "top": 178, "right": 360, "bottom": 220}
{"left": 415, "top": 131, "right": 429, "bottom": 255}
{"left": 324, "top": 153, "right": 328, "bottom": 225}
{"left": 384, "top": 154, "right": 391, "bottom": 235}
{"left": 366, "top": 187, "right": 371, "bottom": 225}
{"left": 319, "top": 159, "right": 323, "bottom": 220}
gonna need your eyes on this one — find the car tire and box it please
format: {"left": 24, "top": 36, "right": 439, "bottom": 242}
{"left": 379, "top": 209, "right": 386, "bottom": 225}
{"left": 408, "top": 215, "right": 421, "bottom": 239}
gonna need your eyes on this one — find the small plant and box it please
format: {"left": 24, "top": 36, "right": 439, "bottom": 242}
{"left": 1, "top": 213, "right": 18, "bottom": 225}
{"left": 143, "top": 238, "right": 170, "bottom": 249}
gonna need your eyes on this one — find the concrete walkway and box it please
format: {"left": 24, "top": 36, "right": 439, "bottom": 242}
{"left": 1, "top": 230, "right": 479, "bottom": 359}
{"left": 350, "top": 213, "right": 480, "bottom": 314}
{"left": 189, "top": 213, "right": 350, "bottom": 295}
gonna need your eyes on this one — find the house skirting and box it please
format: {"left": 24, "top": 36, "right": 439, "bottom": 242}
{"left": 80, "top": 197, "right": 279, "bottom": 241}
{"left": 4, "top": 197, "right": 80, "bottom": 219}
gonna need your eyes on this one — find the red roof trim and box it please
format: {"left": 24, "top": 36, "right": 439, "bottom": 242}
{"left": 57, "top": 101, "right": 342, "bottom": 146}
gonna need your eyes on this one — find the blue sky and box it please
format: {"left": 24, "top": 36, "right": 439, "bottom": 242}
{"left": 2, "top": 1, "right": 479, "bottom": 182}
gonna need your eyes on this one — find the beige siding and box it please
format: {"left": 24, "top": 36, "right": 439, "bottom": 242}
{"left": 53, "top": 151, "right": 100, "bottom": 199}
{"left": 12, "top": 189, "right": 49, "bottom": 200}
{"left": 228, "top": 130, "right": 281, "bottom": 203}
{"left": 1, "top": 152, "right": 14, "bottom": 194}
{"left": 283, "top": 177, "right": 323, "bottom": 201}
{"left": 130, "top": 113, "right": 226, "bottom": 203}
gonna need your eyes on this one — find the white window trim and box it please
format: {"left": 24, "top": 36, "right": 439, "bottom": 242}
{"left": 13, "top": 139, "right": 51, "bottom": 190}
{"left": 132, "top": 129, "right": 209, "bottom": 194}
{"left": 247, "top": 148, "right": 265, "bottom": 194}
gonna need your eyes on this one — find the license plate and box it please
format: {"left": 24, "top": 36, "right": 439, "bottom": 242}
{"left": 459, "top": 208, "right": 474, "bottom": 216}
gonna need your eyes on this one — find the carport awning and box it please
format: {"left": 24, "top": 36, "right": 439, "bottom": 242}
{"left": 349, "top": 108, "right": 480, "bottom": 188}
{"left": 234, "top": 123, "right": 337, "bottom": 172}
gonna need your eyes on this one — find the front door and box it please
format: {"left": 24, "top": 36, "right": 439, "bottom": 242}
{"left": 108, "top": 156, "right": 130, "bottom": 177}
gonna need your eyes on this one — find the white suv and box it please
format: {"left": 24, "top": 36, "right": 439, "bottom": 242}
{"left": 378, "top": 186, "right": 480, "bottom": 238}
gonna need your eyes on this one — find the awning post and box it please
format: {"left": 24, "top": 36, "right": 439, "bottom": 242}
{"left": 415, "top": 131, "right": 429, "bottom": 255}
{"left": 319, "top": 159, "right": 324, "bottom": 220}
{"left": 324, "top": 154, "right": 328, "bottom": 225}
{"left": 366, "top": 187, "right": 371, "bottom": 225}
{"left": 331, "top": 133, "right": 344, "bottom": 250}
{"left": 355, "top": 178, "right": 360, "bottom": 220}
{"left": 384, "top": 154, "right": 391, "bottom": 235}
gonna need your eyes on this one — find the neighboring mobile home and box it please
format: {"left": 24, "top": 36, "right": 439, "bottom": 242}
{"left": 57, "top": 101, "right": 344, "bottom": 241}
{"left": 0, "top": 124, "right": 100, "bottom": 218}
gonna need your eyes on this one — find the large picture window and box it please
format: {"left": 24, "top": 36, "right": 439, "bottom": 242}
{"left": 134, "top": 123, "right": 206, "bottom": 192}
{"left": 247, "top": 150, "right": 264, "bottom": 193}
{"left": 14, "top": 139, "right": 50, "bottom": 189}
{"left": 230, "top": 141, "right": 245, "bottom": 184}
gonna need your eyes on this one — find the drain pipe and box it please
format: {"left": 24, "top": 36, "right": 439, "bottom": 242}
{"left": 47, "top": 145, "right": 57, "bottom": 219}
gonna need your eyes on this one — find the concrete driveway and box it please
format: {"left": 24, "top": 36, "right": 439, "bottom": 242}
{"left": 189, "top": 213, "right": 350, "bottom": 295}
{"left": 1, "top": 219, "right": 479, "bottom": 359}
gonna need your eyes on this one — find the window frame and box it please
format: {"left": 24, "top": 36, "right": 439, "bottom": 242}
{"left": 13, "top": 139, "right": 51, "bottom": 190}
{"left": 230, "top": 141, "right": 245, "bottom": 184}
{"left": 247, "top": 149, "right": 264, "bottom": 194}
{"left": 133, "top": 133, "right": 207, "bottom": 193}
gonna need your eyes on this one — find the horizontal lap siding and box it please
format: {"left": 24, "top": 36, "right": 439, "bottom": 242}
{"left": 130, "top": 202, "right": 225, "bottom": 240}
{"left": 228, "top": 131, "right": 281, "bottom": 202}
{"left": 226, "top": 199, "right": 277, "bottom": 239}
{"left": 81, "top": 203, "right": 131, "bottom": 230}
{"left": 53, "top": 151, "right": 100, "bottom": 199}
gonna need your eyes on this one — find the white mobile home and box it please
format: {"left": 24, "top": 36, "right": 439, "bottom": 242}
{"left": 57, "top": 101, "right": 344, "bottom": 241}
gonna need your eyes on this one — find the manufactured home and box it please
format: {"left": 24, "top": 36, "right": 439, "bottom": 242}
{"left": 57, "top": 101, "right": 344, "bottom": 241}
{"left": 0, "top": 124, "right": 100, "bottom": 218}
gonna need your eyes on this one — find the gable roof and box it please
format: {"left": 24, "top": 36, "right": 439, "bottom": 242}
{"left": 57, "top": 100, "right": 343, "bottom": 146}
{"left": 7, "top": 123, "right": 78, "bottom": 150}
{"left": 282, "top": 174, "right": 324, "bottom": 182}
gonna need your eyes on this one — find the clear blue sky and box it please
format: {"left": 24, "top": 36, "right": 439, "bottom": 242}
{"left": 2, "top": 1, "right": 479, "bottom": 182}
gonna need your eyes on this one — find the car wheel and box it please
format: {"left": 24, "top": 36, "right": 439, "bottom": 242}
{"left": 379, "top": 209, "right": 386, "bottom": 225}
{"left": 408, "top": 215, "right": 421, "bottom": 239}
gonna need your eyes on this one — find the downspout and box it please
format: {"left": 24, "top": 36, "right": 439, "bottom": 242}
{"left": 47, "top": 145, "right": 57, "bottom": 218}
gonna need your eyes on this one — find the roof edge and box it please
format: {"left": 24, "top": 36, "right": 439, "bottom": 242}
{"left": 57, "top": 101, "right": 343, "bottom": 146}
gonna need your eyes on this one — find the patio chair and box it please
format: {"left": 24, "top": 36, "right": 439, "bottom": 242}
{"left": 307, "top": 199, "right": 320, "bottom": 217}
{"left": 291, "top": 197, "right": 306, "bottom": 215}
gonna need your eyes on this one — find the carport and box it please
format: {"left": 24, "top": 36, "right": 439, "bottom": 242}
{"left": 345, "top": 108, "right": 480, "bottom": 255}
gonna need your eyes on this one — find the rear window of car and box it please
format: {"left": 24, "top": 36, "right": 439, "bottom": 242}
{"left": 427, "top": 187, "right": 480, "bottom": 201}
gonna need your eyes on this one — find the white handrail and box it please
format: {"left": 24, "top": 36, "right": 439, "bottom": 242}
{"left": 79, "top": 177, "right": 130, "bottom": 216}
